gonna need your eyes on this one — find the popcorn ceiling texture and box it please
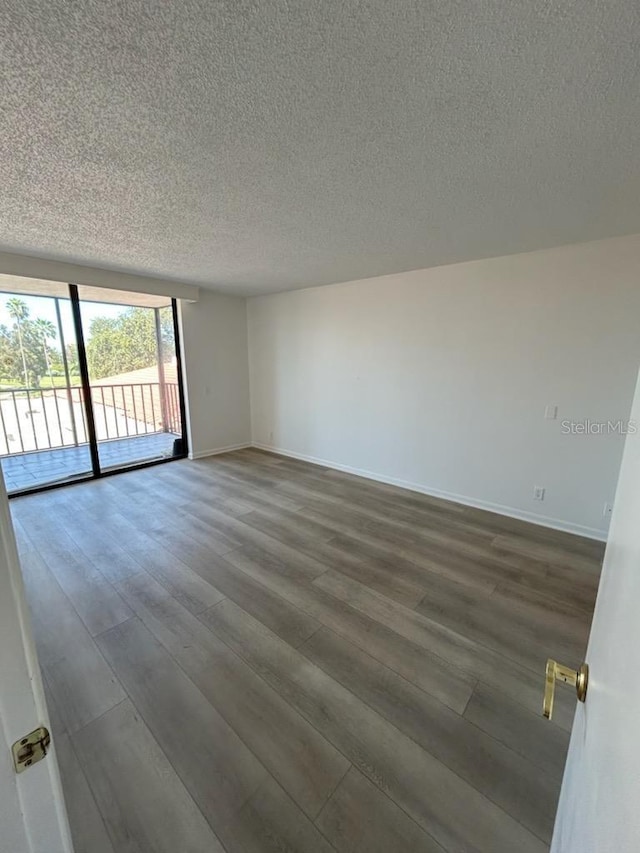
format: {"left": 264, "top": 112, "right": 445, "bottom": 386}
{"left": 1, "top": 1, "right": 639, "bottom": 295}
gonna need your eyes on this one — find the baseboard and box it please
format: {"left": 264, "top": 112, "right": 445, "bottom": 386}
{"left": 188, "top": 442, "right": 251, "bottom": 460}
{"left": 251, "top": 442, "right": 608, "bottom": 542}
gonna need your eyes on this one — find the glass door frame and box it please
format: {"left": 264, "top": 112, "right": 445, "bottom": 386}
{"left": 6, "top": 284, "right": 188, "bottom": 497}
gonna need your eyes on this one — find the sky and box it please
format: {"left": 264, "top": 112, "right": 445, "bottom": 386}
{"left": 0, "top": 291, "right": 130, "bottom": 351}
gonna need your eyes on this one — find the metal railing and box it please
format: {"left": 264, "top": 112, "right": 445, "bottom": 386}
{"left": 0, "top": 382, "right": 181, "bottom": 457}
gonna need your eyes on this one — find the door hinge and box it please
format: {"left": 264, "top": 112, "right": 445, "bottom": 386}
{"left": 12, "top": 727, "right": 51, "bottom": 774}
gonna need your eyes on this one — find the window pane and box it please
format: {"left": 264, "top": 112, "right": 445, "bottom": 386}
{"left": 0, "top": 283, "right": 92, "bottom": 492}
{"left": 77, "top": 288, "right": 183, "bottom": 471}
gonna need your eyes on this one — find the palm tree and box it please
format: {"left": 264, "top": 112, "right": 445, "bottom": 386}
{"left": 34, "top": 318, "right": 57, "bottom": 389}
{"left": 6, "top": 298, "right": 30, "bottom": 387}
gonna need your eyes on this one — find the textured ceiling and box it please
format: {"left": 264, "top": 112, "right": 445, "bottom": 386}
{"left": 1, "top": 1, "right": 640, "bottom": 296}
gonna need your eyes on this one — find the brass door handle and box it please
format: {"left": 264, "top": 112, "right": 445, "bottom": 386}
{"left": 543, "top": 659, "right": 588, "bottom": 720}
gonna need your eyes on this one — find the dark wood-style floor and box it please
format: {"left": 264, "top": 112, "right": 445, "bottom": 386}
{"left": 11, "top": 449, "right": 603, "bottom": 853}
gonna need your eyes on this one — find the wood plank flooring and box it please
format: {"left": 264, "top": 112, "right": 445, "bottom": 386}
{"left": 10, "top": 448, "right": 603, "bottom": 853}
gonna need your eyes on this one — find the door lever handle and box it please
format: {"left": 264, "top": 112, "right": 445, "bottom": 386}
{"left": 543, "top": 659, "right": 588, "bottom": 720}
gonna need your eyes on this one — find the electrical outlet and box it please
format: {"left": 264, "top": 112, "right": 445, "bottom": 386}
{"left": 603, "top": 502, "right": 613, "bottom": 518}
{"left": 533, "top": 486, "right": 546, "bottom": 501}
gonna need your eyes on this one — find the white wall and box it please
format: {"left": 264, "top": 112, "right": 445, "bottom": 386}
{"left": 248, "top": 234, "right": 640, "bottom": 539}
{"left": 0, "top": 250, "right": 199, "bottom": 301}
{"left": 179, "top": 289, "right": 251, "bottom": 458}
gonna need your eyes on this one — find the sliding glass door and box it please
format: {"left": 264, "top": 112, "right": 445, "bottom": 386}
{"left": 0, "top": 274, "right": 187, "bottom": 495}
{"left": 0, "top": 278, "right": 93, "bottom": 492}
{"left": 77, "top": 286, "right": 185, "bottom": 472}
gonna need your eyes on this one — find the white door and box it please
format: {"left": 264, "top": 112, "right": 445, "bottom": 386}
{"left": 551, "top": 370, "right": 640, "bottom": 851}
{"left": 0, "top": 471, "right": 73, "bottom": 853}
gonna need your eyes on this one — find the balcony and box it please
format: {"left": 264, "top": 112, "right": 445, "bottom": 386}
{"left": 0, "top": 381, "right": 182, "bottom": 493}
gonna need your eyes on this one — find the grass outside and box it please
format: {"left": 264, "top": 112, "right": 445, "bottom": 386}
{"left": 0, "top": 376, "right": 82, "bottom": 392}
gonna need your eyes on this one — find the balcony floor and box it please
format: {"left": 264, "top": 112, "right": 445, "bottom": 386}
{"left": 1, "top": 432, "right": 180, "bottom": 493}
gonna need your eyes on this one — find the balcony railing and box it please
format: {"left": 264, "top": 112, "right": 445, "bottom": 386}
{"left": 0, "top": 382, "right": 181, "bottom": 457}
